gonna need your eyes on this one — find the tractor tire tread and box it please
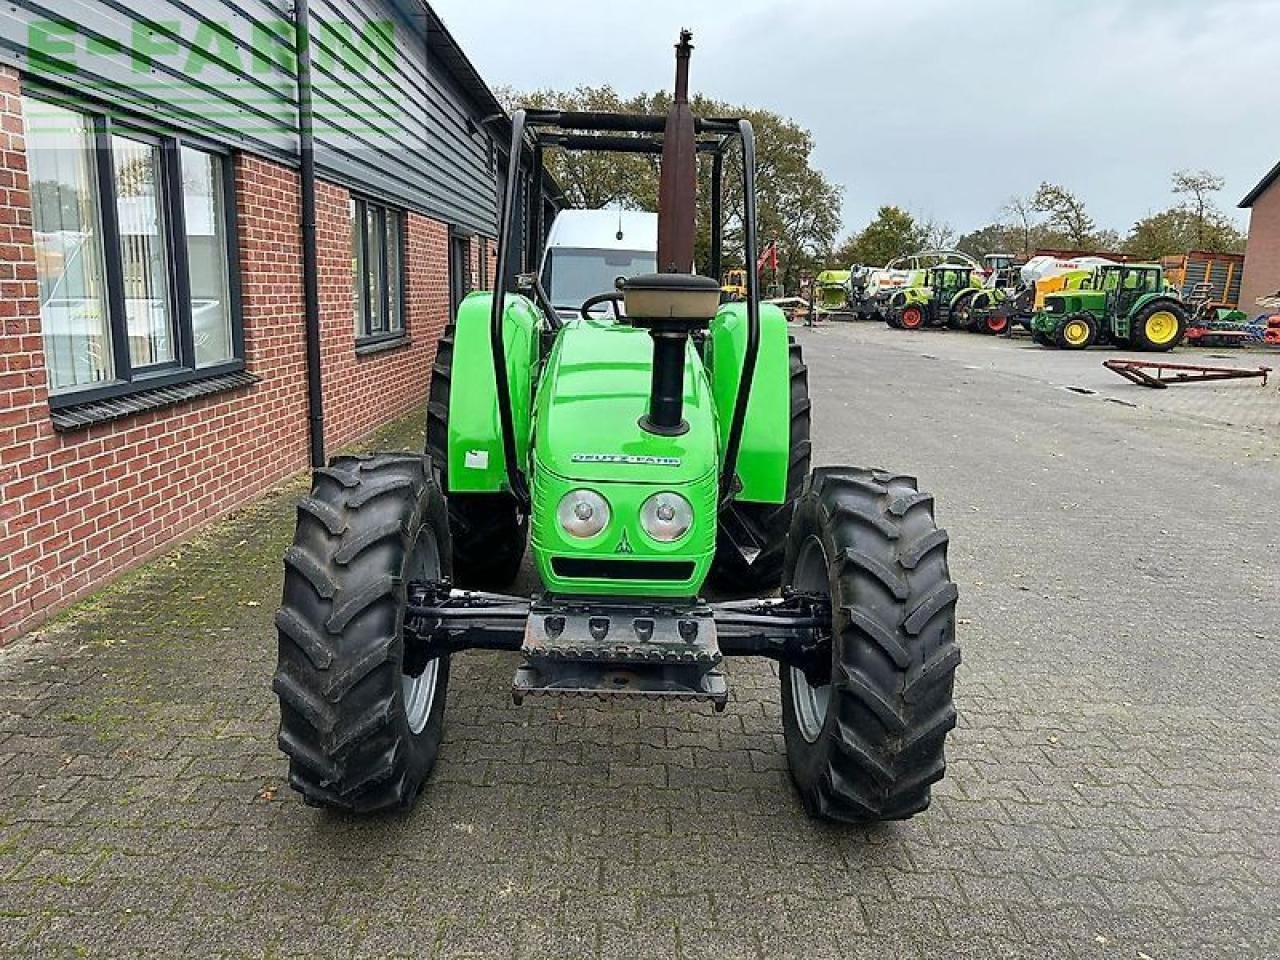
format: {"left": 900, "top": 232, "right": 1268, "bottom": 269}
{"left": 782, "top": 466, "right": 960, "bottom": 823}
{"left": 275, "top": 452, "right": 451, "bottom": 813}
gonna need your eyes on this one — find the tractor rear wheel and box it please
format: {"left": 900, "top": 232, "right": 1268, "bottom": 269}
{"left": 1055, "top": 313, "right": 1097, "bottom": 350}
{"left": 426, "top": 324, "right": 528, "bottom": 587}
{"left": 275, "top": 453, "right": 450, "bottom": 813}
{"left": 780, "top": 468, "right": 960, "bottom": 822}
{"left": 711, "top": 338, "right": 812, "bottom": 593}
{"left": 1130, "top": 302, "right": 1189, "bottom": 352}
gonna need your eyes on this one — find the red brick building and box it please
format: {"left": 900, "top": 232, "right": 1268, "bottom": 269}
{"left": 0, "top": 5, "right": 538, "bottom": 642}
{"left": 1239, "top": 161, "right": 1280, "bottom": 316}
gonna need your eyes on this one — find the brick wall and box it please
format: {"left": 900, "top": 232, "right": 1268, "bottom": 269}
{"left": 0, "top": 65, "right": 456, "bottom": 643}
{"left": 317, "top": 183, "right": 451, "bottom": 451}
{"left": 0, "top": 90, "right": 317, "bottom": 642}
{"left": 1239, "top": 179, "right": 1280, "bottom": 317}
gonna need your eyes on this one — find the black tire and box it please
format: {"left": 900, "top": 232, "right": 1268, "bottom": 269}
{"left": 1031, "top": 329, "right": 1053, "bottom": 347}
{"left": 962, "top": 291, "right": 989, "bottom": 332}
{"left": 947, "top": 289, "right": 976, "bottom": 329}
{"left": 275, "top": 453, "right": 451, "bottom": 813}
{"left": 1054, "top": 312, "right": 1098, "bottom": 350}
{"left": 1130, "top": 300, "right": 1189, "bottom": 352}
{"left": 426, "top": 324, "right": 527, "bottom": 588}
{"left": 711, "top": 339, "right": 812, "bottom": 593}
{"left": 780, "top": 468, "right": 960, "bottom": 822}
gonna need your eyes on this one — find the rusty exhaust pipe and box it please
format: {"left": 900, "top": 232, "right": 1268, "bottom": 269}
{"left": 657, "top": 29, "right": 697, "bottom": 274}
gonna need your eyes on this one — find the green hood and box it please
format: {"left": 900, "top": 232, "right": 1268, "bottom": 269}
{"left": 533, "top": 320, "right": 718, "bottom": 487}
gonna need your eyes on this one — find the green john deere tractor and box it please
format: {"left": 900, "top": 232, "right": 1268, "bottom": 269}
{"left": 273, "top": 32, "right": 959, "bottom": 823}
{"left": 885, "top": 264, "right": 980, "bottom": 330}
{"left": 1031, "top": 262, "right": 1190, "bottom": 351}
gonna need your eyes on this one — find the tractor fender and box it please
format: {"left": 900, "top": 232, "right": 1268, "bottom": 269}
{"left": 705, "top": 302, "right": 794, "bottom": 505}
{"left": 443, "top": 291, "right": 545, "bottom": 494}
{"left": 1130, "top": 292, "right": 1183, "bottom": 315}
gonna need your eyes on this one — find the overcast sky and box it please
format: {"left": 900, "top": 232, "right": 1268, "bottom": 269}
{"left": 437, "top": 0, "right": 1280, "bottom": 241}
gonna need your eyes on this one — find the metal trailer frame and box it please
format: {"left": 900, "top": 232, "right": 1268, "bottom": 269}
{"left": 1103, "top": 358, "right": 1272, "bottom": 389}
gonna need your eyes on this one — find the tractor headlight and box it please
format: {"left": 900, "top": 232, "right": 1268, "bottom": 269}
{"left": 557, "top": 489, "right": 610, "bottom": 539}
{"left": 639, "top": 492, "right": 693, "bottom": 542}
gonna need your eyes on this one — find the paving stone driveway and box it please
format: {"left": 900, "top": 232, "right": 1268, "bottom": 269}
{"left": 1, "top": 324, "right": 1277, "bottom": 959}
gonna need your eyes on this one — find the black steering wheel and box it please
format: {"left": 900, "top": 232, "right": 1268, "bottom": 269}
{"left": 579, "top": 291, "right": 625, "bottom": 322}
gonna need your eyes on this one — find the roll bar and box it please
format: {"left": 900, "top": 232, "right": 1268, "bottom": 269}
{"left": 487, "top": 109, "right": 761, "bottom": 510}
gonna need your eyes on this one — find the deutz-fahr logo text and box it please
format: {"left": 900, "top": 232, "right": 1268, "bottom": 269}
{"left": 571, "top": 454, "right": 681, "bottom": 466}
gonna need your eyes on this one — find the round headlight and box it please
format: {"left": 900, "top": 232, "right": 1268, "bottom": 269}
{"left": 639, "top": 492, "right": 693, "bottom": 542}
{"left": 557, "top": 489, "right": 610, "bottom": 538}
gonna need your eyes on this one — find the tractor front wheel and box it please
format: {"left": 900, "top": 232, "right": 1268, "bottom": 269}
{"left": 900, "top": 306, "right": 925, "bottom": 330}
{"left": 984, "top": 313, "right": 1010, "bottom": 336}
{"left": 1131, "top": 302, "right": 1189, "bottom": 352}
{"left": 275, "top": 453, "right": 451, "bottom": 813}
{"left": 711, "top": 339, "right": 812, "bottom": 593}
{"left": 1055, "top": 313, "right": 1098, "bottom": 350}
{"left": 948, "top": 290, "right": 976, "bottom": 329}
{"left": 427, "top": 324, "right": 528, "bottom": 587}
{"left": 780, "top": 468, "right": 960, "bottom": 822}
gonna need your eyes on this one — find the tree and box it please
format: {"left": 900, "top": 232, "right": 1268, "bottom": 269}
{"left": 917, "top": 216, "right": 956, "bottom": 251}
{"left": 497, "top": 85, "right": 843, "bottom": 292}
{"left": 1124, "top": 207, "right": 1245, "bottom": 259}
{"left": 1122, "top": 169, "right": 1245, "bottom": 259}
{"left": 1170, "top": 169, "right": 1231, "bottom": 250}
{"left": 956, "top": 222, "right": 1027, "bottom": 260}
{"left": 1001, "top": 194, "right": 1038, "bottom": 256}
{"left": 834, "top": 206, "right": 923, "bottom": 267}
{"left": 1031, "top": 182, "right": 1096, "bottom": 247}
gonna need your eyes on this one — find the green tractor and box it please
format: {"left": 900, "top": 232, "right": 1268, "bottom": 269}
{"left": 885, "top": 264, "right": 981, "bottom": 330}
{"left": 957, "top": 255, "right": 1022, "bottom": 335}
{"left": 272, "top": 33, "right": 960, "bottom": 823}
{"left": 1031, "top": 262, "right": 1190, "bottom": 351}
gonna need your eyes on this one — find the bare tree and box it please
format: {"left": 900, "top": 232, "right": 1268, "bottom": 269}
{"left": 1171, "top": 169, "right": 1226, "bottom": 249}
{"left": 1031, "top": 182, "right": 1096, "bottom": 248}
{"left": 917, "top": 216, "right": 956, "bottom": 251}
{"left": 1000, "top": 194, "right": 1037, "bottom": 256}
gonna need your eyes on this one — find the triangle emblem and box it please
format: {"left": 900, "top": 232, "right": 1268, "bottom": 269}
{"left": 615, "top": 530, "right": 634, "bottom": 555}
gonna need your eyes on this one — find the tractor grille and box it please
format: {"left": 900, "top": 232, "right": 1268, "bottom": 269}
{"left": 551, "top": 558, "right": 696, "bottom": 581}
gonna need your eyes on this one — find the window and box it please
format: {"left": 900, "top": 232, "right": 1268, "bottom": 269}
{"left": 542, "top": 248, "right": 657, "bottom": 310}
{"left": 449, "top": 232, "right": 472, "bottom": 314}
{"left": 351, "top": 197, "right": 405, "bottom": 341}
{"left": 23, "top": 93, "right": 241, "bottom": 402}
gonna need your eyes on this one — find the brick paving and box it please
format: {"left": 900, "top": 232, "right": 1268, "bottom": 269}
{"left": 1, "top": 324, "right": 1277, "bottom": 959}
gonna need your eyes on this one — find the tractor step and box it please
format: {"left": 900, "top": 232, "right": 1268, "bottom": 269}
{"left": 511, "top": 600, "right": 728, "bottom": 710}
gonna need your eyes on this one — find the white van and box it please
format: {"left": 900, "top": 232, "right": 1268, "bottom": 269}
{"left": 539, "top": 210, "right": 658, "bottom": 319}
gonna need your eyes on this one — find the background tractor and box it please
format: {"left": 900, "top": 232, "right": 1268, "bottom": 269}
{"left": 272, "top": 32, "right": 960, "bottom": 824}
{"left": 956, "top": 254, "right": 1021, "bottom": 335}
{"left": 884, "top": 264, "right": 981, "bottom": 330}
{"left": 721, "top": 267, "right": 748, "bottom": 301}
{"left": 1031, "top": 262, "right": 1190, "bottom": 350}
